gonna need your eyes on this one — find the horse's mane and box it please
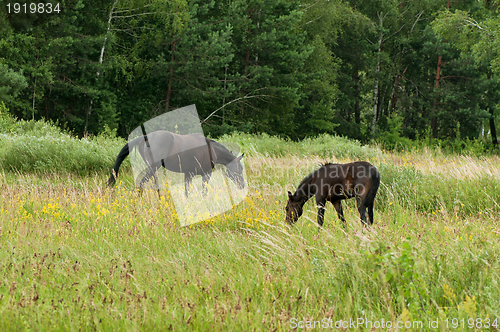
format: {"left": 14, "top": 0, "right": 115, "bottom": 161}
{"left": 206, "top": 138, "right": 239, "bottom": 165}
{"left": 207, "top": 138, "right": 233, "bottom": 155}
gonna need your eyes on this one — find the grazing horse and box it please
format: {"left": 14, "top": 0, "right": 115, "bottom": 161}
{"left": 285, "top": 161, "right": 380, "bottom": 227}
{"left": 107, "top": 130, "right": 245, "bottom": 196}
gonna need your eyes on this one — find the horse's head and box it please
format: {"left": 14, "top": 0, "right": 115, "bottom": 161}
{"left": 285, "top": 191, "right": 303, "bottom": 224}
{"left": 226, "top": 153, "right": 245, "bottom": 189}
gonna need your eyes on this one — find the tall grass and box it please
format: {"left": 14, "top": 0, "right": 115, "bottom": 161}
{"left": 1, "top": 117, "right": 500, "bottom": 330}
{"left": 376, "top": 163, "right": 500, "bottom": 216}
{"left": 0, "top": 170, "right": 499, "bottom": 330}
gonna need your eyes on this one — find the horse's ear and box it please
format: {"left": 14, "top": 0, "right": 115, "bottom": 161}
{"left": 288, "top": 191, "right": 293, "bottom": 198}
{"left": 237, "top": 153, "right": 244, "bottom": 161}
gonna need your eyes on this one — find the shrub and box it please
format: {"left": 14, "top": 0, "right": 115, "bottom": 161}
{"left": 219, "top": 132, "right": 382, "bottom": 160}
{"left": 0, "top": 133, "right": 126, "bottom": 175}
{"left": 0, "top": 111, "right": 126, "bottom": 175}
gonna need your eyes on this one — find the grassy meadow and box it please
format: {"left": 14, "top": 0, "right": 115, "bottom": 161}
{"left": 1, "top": 125, "right": 500, "bottom": 330}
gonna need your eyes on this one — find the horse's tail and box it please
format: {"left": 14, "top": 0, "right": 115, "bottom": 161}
{"left": 365, "top": 166, "right": 380, "bottom": 204}
{"left": 107, "top": 135, "right": 146, "bottom": 187}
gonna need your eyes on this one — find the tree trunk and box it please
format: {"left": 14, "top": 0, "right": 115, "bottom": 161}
{"left": 222, "top": 64, "right": 228, "bottom": 124}
{"left": 380, "top": 81, "right": 389, "bottom": 119}
{"left": 84, "top": 100, "right": 92, "bottom": 138}
{"left": 371, "top": 25, "right": 383, "bottom": 137}
{"left": 371, "top": 77, "right": 379, "bottom": 136}
{"left": 98, "top": 0, "right": 118, "bottom": 74}
{"left": 240, "top": 9, "right": 253, "bottom": 117}
{"left": 243, "top": 8, "right": 253, "bottom": 84}
{"left": 390, "top": 66, "right": 407, "bottom": 114}
{"left": 165, "top": 40, "right": 176, "bottom": 113}
{"left": 430, "top": 2, "right": 453, "bottom": 138}
{"left": 244, "top": 49, "right": 250, "bottom": 78}
{"left": 432, "top": 55, "right": 443, "bottom": 138}
{"left": 489, "top": 108, "right": 498, "bottom": 145}
{"left": 32, "top": 76, "right": 36, "bottom": 120}
{"left": 85, "top": 0, "right": 117, "bottom": 137}
{"left": 354, "top": 69, "right": 360, "bottom": 123}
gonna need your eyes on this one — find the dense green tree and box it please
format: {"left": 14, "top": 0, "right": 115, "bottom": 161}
{"left": 295, "top": 0, "right": 354, "bottom": 138}
{"left": 0, "top": 63, "right": 28, "bottom": 104}
{"left": 97, "top": 0, "right": 189, "bottom": 135}
{"left": 215, "top": 0, "right": 313, "bottom": 137}
{"left": 432, "top": 4, "right": 500, "bottom": 144}
{"left": 0, "top": 0, "right": 498, "bottom": 147}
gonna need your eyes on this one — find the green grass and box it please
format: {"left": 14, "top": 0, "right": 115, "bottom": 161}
{"left": 1, "top": 128, "right": 500, "bottom": 330}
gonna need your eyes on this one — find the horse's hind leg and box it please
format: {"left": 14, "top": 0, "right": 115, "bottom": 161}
{"left": 332, "top": 200, "right": 346, "bottom": 228}
{"left": 202, "top": 173, "right": 212, "bottom": 195}
{"left": 151, "top": 171, "right": 161, "bottom": 199}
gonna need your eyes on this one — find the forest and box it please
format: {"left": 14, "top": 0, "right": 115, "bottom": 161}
{"left": 1, "top": 0, "right": 500, "bottom": 144}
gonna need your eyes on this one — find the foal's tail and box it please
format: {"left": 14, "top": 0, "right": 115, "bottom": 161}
{"left": 365, "top": 166, "right": 381, "bottom": 204}
{"left": 107, "top": 135, "right": 147, "bottom": 187}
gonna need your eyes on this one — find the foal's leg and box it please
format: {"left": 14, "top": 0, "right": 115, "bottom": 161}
{"left": 332, "top": 200, "right": 346, "bottom": 228}
{"left": 356, "top": 196, "right": 369, "bottom": 226}
{"left": 316, "top": 196, "right": 327, "bottom": 227}
{"left": 367, "top": 202, "right": 374, "bottom": 225}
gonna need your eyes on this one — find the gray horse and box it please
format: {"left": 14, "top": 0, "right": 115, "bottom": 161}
{"left": 107, "top": 130, "right": 245, "bottom": 196}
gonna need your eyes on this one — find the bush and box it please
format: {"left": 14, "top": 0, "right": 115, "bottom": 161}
{"left": 219, "top": 132, "right": 382, "bottom": 160}
{"left": 0, "top": 109, "right": 126, "bottom": 175}
{"left": 0, "top": 133, "right": 126, "bottom": 175}
{"left": 377, "top": 115, "right": 413, "bottom": 151}
{"left": 0, "top": 102, "right": 17, "bottom": 133}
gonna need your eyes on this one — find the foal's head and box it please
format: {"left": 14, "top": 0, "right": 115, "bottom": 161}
{"left": 285, "top": 191, "right": 303, "bottom": 224}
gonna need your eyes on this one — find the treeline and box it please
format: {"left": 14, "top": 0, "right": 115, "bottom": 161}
{"left": 0, "top": 0, "right": 500, "bottom": 144}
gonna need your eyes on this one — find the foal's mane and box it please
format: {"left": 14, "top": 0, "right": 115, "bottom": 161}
{"left": 296, "top": 172, "right": 314, "bottom": 190}
{"left": 295, "top": 163, "right": 336, "bottom": 192}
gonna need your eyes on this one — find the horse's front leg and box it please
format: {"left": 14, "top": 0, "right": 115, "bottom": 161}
{"left": 184, "top": 173, "right": 193, "bottom": 197}
{"left": 202, "top": 172, "right": 212, "bottom": 196}
{"left": 316, "top": 196, "right": 327, "bottom": 227}
{"left": 139, "top": 166, "right": 157, "bottom": 190}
